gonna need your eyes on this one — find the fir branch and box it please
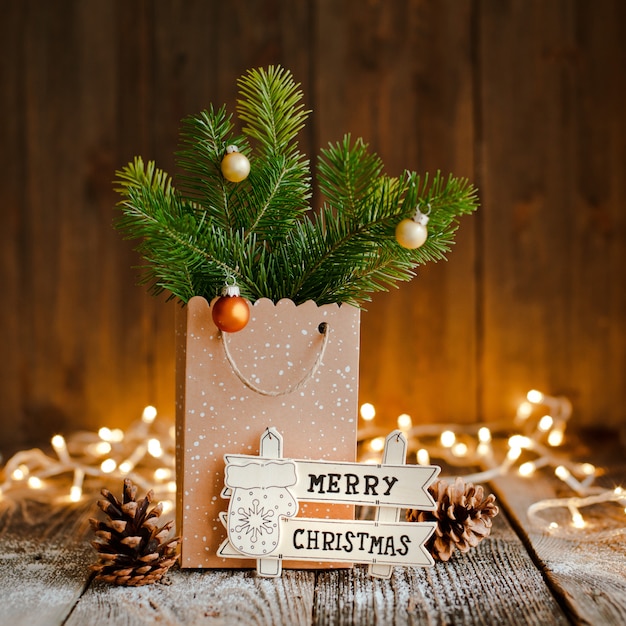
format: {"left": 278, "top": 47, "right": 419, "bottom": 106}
{"left": 239, "top": 154, "right": 310, "bottom": 244}
{"left": 234, "top": 66, "right": 311, "bottom": 246}
{"left": 237, "top": 66, "right": 309, "bottom": 159}
{"left": 282, "top": 156, "right": 478, "bottom": 305}
{"left": 317, "top": 136, "right": 385, "bottom": 219}
{"left": 113, "top": 66, "right": 480, "bottom": 307}
{"left": 176, "top": 106, "right": 245, "bottom": 232}
{"left": 114, "top": 157, "right": 260, "bottom": 301}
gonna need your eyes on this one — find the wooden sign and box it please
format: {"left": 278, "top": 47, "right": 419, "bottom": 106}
{"left": 218, "top": 428, "right": 440, "bottom": 578}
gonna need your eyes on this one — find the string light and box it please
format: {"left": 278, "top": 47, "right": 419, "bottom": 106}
{"left": 356, "top": 390, "right": 625, "bottom": 539}
{"left": 397, "top": 413, "right": 413, "bottom": 431}
{"left": 0, "top": 406, "right": 175, "bottom": 509}
{"left": 100, "top": 458, "right": 117, "bottom": 474}
{"left": 440, "top": 431, "right": 456, "bottom": 448}
{"left": 416, "top": 449, "right": 430, "bottom": 466}
{"left": 28, "top": 476, "right": 43, "bottom": 489}
{"left": 370, "top": 437, "right": 385, "bottom": 453}
{"left": 537, "top": 415, "right": 553, "bottom": 432}
{"left": 360, "top": 403, "right": 376, "bottom": 421}
{"left": 1, "top": 389, "right": 623, "bottom": 540}
{"left": 478, "top": 427, "right": 492, "bottom": 443}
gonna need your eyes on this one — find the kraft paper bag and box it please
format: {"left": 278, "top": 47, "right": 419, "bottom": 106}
{"left": 176, "top": 296, "right": 360, "bottom": 568}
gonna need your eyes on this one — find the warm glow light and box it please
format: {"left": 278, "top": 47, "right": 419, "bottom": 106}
{"left": 98, "top": 427, "right": 112, "bottom": 440}
{"left": 516, "top": 401, "right": 533, "bottom": 420}
{"left": 538, "top": 415, "right": 554, "bottom": 432}
{"left": 527, "top": 389, "right": 544, "bottom": 404}
{"left": 51, "top": 434, "right": 70, "bottom": 463}
{"left": 166, "top": 481, "right": 177, "bottom": 494}
{"left": 477, "top": 442, "right": 491, "bottom": 457}
{"left": 148, "top": 438, "right": 163, "bottom": 458}
{"left": 12, "top": 466, "right": 27, "bottom": 480}
{"left": 28, "top": 476, "right": 43, "bottom": 489}
{"left": 478, "top": 427, "right": 492, "bottom": 443}
{"left": 98, "top": 427, "right": 124, "bottom": 443}
{"left": 360, "top": 403, "right": 376, "bottom": 421}
{"left": 100, "top": 458, "right": 117, "bottom": 473}
{"left": 51, "top": 435, "right": 66, "bottom": 449}
{"left": 70, "top": 485, "right": 82, "bottom": 502}
{"left": 142, "top": 405, "right": 158, "bottom": 424}
{"left": 370, "top": 437, "right": 385, "bottom": 452}
{"left": 507, "top": 447, "right": 522, "bottom": 461}
{"left": 161, "top": 500, "right": 174, "bottom": 515}
{"left": 451, "top": 442, "right": 468, "bottom": 457}
{"left": 440, "top": 431, "right": 456, "bottom": 448}
{"left": 571, "top": 511, "right": 586, "bottom": 529}
{"left": 548, "top": 429, "right": 564, "bottom": 446}
{"left": 416, "top": 449, "right": 430, "bottom": 466}
{"left": 555, "top": 465, "right": 570, "bottom": 481}
{"left": 580, "top": 463, "right": 596, "bottom": 476}
{"left": 508, "top": 435, "right": 531, "bottom": 449}
{"left": 397, "top": 414, "right": 412, "bottom": 430}
{"left": 154, "top": 468, "right": 172, "bottom": 481}
{"left": 519, "top": 461, "right": 536, "bottom": 477}
{"left": 119, "top": 461, "right": 132, "bottom": 474}
{"left": 88, "top": 441, "right": 112, "bottom": 456}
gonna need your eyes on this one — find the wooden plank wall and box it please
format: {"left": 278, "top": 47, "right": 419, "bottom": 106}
{"left": 0, "top": 0, "right": 624, "bottom": 450}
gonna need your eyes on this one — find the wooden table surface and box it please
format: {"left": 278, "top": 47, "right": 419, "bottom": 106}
{"left": 1, "top": 452, "right": 624, "bottom": 625}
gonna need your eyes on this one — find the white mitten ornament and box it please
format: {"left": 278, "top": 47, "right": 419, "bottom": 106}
{"left": 225, "top": 459, "right": 298, "bottom": 557}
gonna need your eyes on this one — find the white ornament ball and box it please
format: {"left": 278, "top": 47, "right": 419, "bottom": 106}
{"left": 395, "top": 218, "right": 428, "bottom": 249}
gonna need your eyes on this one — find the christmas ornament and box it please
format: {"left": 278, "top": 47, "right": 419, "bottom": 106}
{"left": 395, "top": 204, "right": 431, "bottom": 249}
{"left": 212, "top": 282, "right": 251, "bottom": 333}
{"left": 406, "top": 476, "right": 498, "bottom": 561}
{"left": 220, "top": 145, "right": 250, "bottom": 183}
{"left": 89, "top": 478, "right": 179, "bottom": 586}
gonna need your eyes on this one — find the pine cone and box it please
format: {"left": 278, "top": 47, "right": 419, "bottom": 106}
{"left": 406, "top": 477, "right": 498, "bottom": 562}
{"left": 89, "top": 478, "right": 179, "bottom": 586}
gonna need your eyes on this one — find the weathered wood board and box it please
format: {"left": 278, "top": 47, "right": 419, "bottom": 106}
{"left": 491, "top": 466, "right": 626, "bottom": 626}
{"left": 0, "top": 480, "right": 586, "bottom": 626}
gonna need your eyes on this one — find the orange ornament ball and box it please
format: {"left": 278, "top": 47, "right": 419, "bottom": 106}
{"left": 212, "top": 294, "right": 250, "bottom": 333}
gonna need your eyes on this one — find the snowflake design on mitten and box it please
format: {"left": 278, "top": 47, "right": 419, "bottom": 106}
{"left": 235, "top": 498, "right": 275, "bottom": 544}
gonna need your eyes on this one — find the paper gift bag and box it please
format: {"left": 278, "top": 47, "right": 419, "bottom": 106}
{"left": 176, "top": 295, "right": 360, "bottom": 568}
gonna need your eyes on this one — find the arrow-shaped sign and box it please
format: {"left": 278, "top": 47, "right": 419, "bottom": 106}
{"left": 217, "top": 513, "right": 435, "bottom": 569}
{"left": 222, "top": 455, "right": 439, "bottom": 509}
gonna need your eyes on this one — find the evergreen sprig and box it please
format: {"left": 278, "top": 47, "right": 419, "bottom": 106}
{"left": 115, "top": 66, "right": 479, "bottom": 307}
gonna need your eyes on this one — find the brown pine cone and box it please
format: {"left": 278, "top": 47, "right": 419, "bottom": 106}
{"left": 407, "top": 476, "right": 498, "bottom": 562}
{"left": 89, "top": 478, "right": 179, "bottom": 586}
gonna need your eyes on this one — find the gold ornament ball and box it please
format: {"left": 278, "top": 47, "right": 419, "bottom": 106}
{"left": 220, "top": 147, "right": 250, "bottom": 183}
{"left": 395, "top": 219, "right": 428, "bottom": 249}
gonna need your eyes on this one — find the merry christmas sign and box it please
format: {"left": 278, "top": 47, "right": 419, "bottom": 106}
{"left": 219, "top": 428, "right": 440, "bottom": 578}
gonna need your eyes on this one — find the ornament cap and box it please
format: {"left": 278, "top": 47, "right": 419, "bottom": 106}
{"left": 225, "top": 144, "right": 240, "bottom": 154}
{"left": 221, "top": 284, "right": 241, "bottom": 298}
{"left": 413, "top": 203, "right": 431, "bottom": 225}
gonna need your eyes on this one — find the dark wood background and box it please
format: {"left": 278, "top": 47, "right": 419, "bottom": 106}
{"left": 1, "top": 0, "right": 624, "bottom": 450}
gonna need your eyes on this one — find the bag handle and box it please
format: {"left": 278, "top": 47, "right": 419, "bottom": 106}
{"left": 220, "top": 323, "right": 330, "bottom": 397}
